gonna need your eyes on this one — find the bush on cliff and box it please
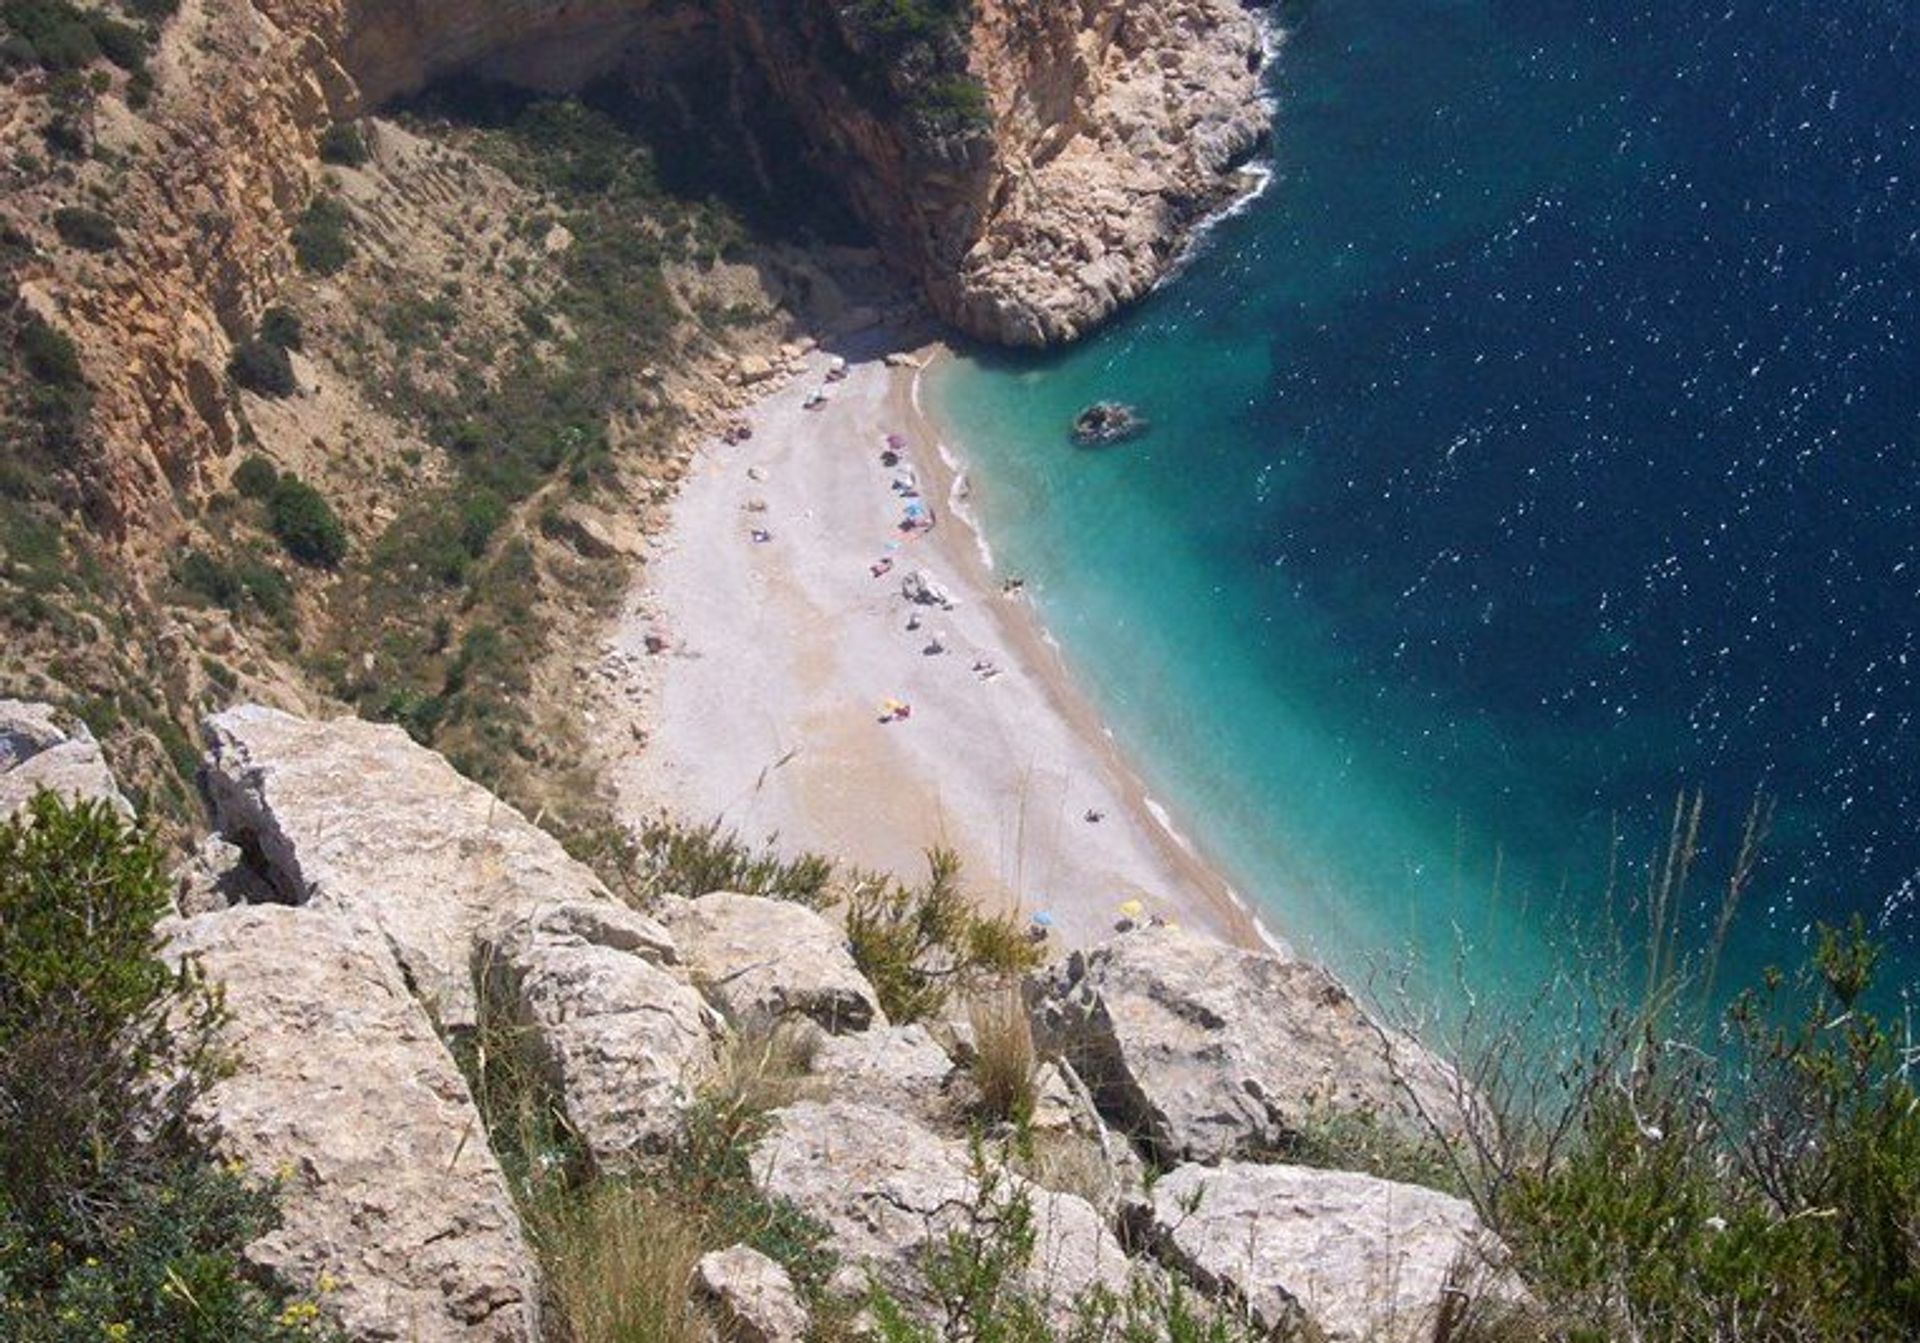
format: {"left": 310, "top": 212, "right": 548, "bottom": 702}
{"left": 51, "top": 204, "right": 119, "bottom": 252}
{"left": 292, "top": 197, "right": 351, "bottom": 276}
{"left": 0, "top": 790, "right": 330, "bottom": 1341}
{"left": 266, "top": 473, "right": 347, "bottom": 568}
{"left": 228, "top": 335, "right": 295, "bottom": 397}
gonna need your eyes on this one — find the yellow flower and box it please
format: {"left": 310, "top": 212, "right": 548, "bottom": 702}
{"left": 316, "top": 1272, "right": 338, "bottom": 1294}
{"left": 103, "top": 1323, "right": 131, "bottom": 1341}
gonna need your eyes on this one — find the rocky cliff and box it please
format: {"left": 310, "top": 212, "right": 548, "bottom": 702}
{"left": 3, "top": 0, "right": 1269, "bottom": 534}
{"left": 4, "top": 699, "right": 1530, "bottom": 1343}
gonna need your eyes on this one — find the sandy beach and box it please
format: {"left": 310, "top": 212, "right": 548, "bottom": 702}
{"left": 609, "top": 331, "right": 1266, "bottom": 952}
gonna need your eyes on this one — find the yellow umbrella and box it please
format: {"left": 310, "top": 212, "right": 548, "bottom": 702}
{"left": 1117, "top": 898, "right": 1145, "bottom": 920}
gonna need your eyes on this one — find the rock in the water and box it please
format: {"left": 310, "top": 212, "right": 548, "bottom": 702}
{"left": 695, "top": 1244, "right": 811, "bottom": 1343}
{"left": 751, "top": 1100, "right": 1131, "bottom": 1324}
{"left": 1070, "top": 401, "right": 1148, "bottom": 446}
{"left": 660, "top": 891, "right": 884, "bottom": 1034}
{"left": 483, "top": 901, "right": 721, "bottom": 1171}
{"left": 1144, "top": 1162, "right": 1523, "bottom": 1343}
{"left": 199, "top": 705, "right": 634, "bottom": 1029}
{"left": 1031, "top": 925, "right": 1460, "bottom": 1163}
{"left": 0, "top": 699, "right": 131, "bottom": 818}
{"left": 167, "top": 905, "right": 540, "bottom": 1342}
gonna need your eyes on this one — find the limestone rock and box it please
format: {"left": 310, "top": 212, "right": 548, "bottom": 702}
{"left": 751, "top": 1100, "right": 1130, "bottom": 1323}
{"left": 660, "top": 892, "right": 884, "bottom": 1034}
{"left": 0, "top": 700, "right": 131, "bottom": 818}
{"left": 172, "top": 833, "right": 278, "bottom": 916}
{"left": 808, "top": 1023, "right": 956, "bottom": 1116}
{"left": 482, "top": 901, "right": 721, "bottom": 1170}
{"left": 1031, "top": 926, "right": 1460, "bottom": 1164}
{"left": 167, "top": 905, "right": 539, "bottom": 1342}
{"left": 1144, "top": 1162, "right": 1522, "bottom": 1343}
{"left": 199, "top": 705, "right": 632, "bottom": 1029}
{"left": 695, "top": 1244, "right": 810, "bottom": 1343}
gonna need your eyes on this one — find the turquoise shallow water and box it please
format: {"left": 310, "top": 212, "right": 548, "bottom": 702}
{"left": 931, "top": 0, "right": 1920, "bottom": 1008}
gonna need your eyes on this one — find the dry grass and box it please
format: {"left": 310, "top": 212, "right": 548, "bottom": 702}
{"left": 967, "top": 986, "right": 1037, "bottom": 1125}
{"left": 535, "top": 1181, "right": 710, "bottom": 1343}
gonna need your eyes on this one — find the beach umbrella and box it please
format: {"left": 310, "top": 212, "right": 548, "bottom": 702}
{"left": 1029, "top": 911, "right": 1055, "bottom": 928}
{"left": 1117, "top": 898, "right": 1145, "bottom": 921}
{"left": 886, "top": 433, "right": 908, "bottom": 450}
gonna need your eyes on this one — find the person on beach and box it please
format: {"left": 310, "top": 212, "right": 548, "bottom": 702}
{"left": 871, "top": 557, "right": 894, "bottom": 578}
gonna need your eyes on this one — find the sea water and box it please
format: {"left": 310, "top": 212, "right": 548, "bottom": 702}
{"left": 931, "top": 0, "right": 1920, "bottom": 1010}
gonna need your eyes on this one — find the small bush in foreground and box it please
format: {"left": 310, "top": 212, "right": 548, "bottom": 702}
{"left": 845, "top": 848, "right": 1041, "bottom": 1023}
{"left": 0, "top": 790, "right": 330, "bottom": 1341}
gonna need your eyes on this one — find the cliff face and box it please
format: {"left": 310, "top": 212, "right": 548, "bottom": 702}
{"left": 5, "top": 0, "right": 1268, "bottom": 535}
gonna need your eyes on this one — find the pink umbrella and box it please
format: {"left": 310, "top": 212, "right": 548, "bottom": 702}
{"left": 886, "top": 434, "right": 908, "bottom": 451}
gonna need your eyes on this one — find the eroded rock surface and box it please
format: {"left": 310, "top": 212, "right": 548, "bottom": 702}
{"left": 1032, "top": 925, "right": 1460, "bottom": 1163}
{"left": 695, "top": 1244, "right": 811, "bottom": 1343}
{"left": 751, "top": 1100, "right": 1131, "bottom": 1325}
{"left": 1144, "top": 1162, "right": 1521, "bottom": 1343}
{"left": 200, "top": 705, "right": 624, "bottom": 1029}
{"left": 167, "top": 905, "right": 540, "bottom": 1342}
{"left": 0, "top": 700, "right": 132, "bottom": 818}
{"left": 482, "top": 901, "right": 721, "bottom": 1169}
{"left": 660, "top": 891, "right": 884, "bottom": 1034}
{"left": 807, "top": 1023, "right": 957, "bottom": 1118}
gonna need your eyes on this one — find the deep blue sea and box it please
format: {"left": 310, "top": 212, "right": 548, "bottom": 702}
{"left": 932, "top": 0, "right": 1920, "bottom": 1009}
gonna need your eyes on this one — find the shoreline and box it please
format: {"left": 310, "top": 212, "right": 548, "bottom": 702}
{"left": 607, "top": 329, "right": 1271, "bottom": 954}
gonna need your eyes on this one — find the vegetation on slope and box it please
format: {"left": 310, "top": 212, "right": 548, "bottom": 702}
{"left": 0, "top": 791, "right": 329, "bottom": 1340}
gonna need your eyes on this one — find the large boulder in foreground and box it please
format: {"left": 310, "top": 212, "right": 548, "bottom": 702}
{"left": 659, "top": 891, "right": 884, "bottom": 1034}
{"left": 1031, "top": 926, "right": 1459, "bottom": 1164}
{"left": 0, "top": 699, "right": 131, "bottom": 818}
{"left": 1143, "top": 1162, "right": 1523, "bottom": 1343}
{"left": 482, "top": 901, "right": 721, "bottom": 1170}
{"left": 199, "top": 705, "right": 637, "bottom": 1029}
{"left": 167, "top": 905, "right": 540, "bottom": 1342}
{"left": 751, "top": 1100, "right": 1131, "bottom": 1324}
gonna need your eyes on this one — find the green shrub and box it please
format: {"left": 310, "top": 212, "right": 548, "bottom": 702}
{"left": 267, "top": 474, "right": 347, "bottom": 568}
{"left": 86, "top": 14, "right": 144, "bottom": 71}
{"left": 0, "top": 791, "right": 330, "bottom": 1341}
{"left": 51, "top": 203, "right": 118, "bottom": 251}
{"left": 458, "top": 487, "right": 506, "bottom": 558}
{"left": 228, "top": 335, "right": 295, "bottom": 397}
{"left": 231, "top": 453, "right": 279, "bottom": 499}
{"left": 318, "top": 121, "right": 368, "bottom": 167}
{"left": 258, "top": 304, "right": 304, "bottom": 352}
{"left": 17, "top": 309, "right": 81, "bottom": 386}
{"left": 0, "top": 0, "right": 97, "bottom": 71}
{"left": 843, "top": 848, "right": 1041, "bottom": 1023}
{"left": 291, "top": 197, "right": 351, "bottom": 275}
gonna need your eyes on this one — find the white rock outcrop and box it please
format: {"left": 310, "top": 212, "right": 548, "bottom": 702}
{"left": 0, "top": 699, "right": 131, "bottom": 818}
{"left": 1144, "top": 1162, "right": 1523, "bottom": 1343}
{"left": 167, "top": 905, "right": 540, "bottom": 1342}
{"left": 695, "top": 1244, "right": 811, "bottom": 1343}
{"left": 660, "top": 891, "right": 885, "bottom": 1034}
{"left": 199, "top": 705, "right": 629, "bottom": 1029}
{"left": 482, "top": 901, "right": 722, "bottom": 1170}
{"left": 1031, "top": 925, "right": 1461, "bottom": 1163}
{"left": 808, "top": 1023, "right": 956, "bottom": 1117}
{"left": 751, "top": 1100, "right": 1131, "bottom": 1325}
